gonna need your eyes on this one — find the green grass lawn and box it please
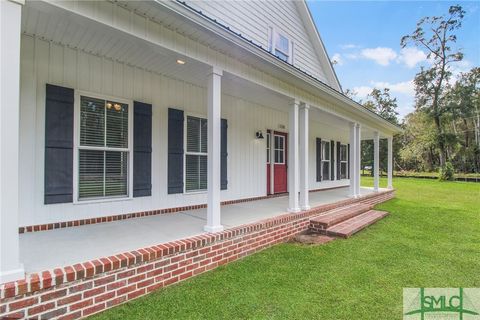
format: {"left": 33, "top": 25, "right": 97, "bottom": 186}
{"left": 91, "top": 178, "right": 480, "bottom": 320}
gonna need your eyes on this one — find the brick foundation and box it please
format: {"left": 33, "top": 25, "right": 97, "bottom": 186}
{"left": 1, "top": 189, "right": 394, "bottom": 319}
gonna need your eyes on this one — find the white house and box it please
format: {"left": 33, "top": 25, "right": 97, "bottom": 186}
{"left": 0, "top": 0, "right": 401, "bottom": 318}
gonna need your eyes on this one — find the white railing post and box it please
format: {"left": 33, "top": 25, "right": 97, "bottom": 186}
{"left": 288, "top": 100, "right": 300, "bottom": 212}
{"left": 387, "top": 136, "right": 393, "bottom": 189}
{"left": 373, "top": 131, "right": 380, "bottom": 192}
{"left": 349, "top": 122, "right": 356, "bottom": 197}
{"left": 204, "top": 66, "right": 224, "bottom": 233}
{"left": 355, "top": 123, "right": 362, "bottom": 197}
{"left": 299, "top": 103, "right": 310, "bottom": 210}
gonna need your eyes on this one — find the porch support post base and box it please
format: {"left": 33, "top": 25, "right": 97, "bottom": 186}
{"left": 0, "top": 265, "right": 24, "bottom": 284}
{"left": 300, "top": 206, "right": 311, "bottom": 211}
{"left": 288, "top": 207, "right": 301, "bottom": 213}
{"left": 203, "top": 225, "right": 224, "bottom": 233}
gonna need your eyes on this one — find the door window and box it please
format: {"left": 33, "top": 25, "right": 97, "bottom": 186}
{"left": 274, "top": 135, "right": 285, "bottom": 164}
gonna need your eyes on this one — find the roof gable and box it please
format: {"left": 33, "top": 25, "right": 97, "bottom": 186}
{"left": 182, "top": 0, "right": 342, "bottom": 91}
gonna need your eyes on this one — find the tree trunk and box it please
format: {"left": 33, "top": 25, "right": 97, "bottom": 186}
{"left": 434, "top": 114, "right": 446, "bottom": 167}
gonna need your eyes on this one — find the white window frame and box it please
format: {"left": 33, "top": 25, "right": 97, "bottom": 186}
{"left": 321, "top": 140, "right": 331, "bottom": 180}
{"left": 274, "top": 134, "right": 285, "bottom": 164}
{"left": 266, "top": 131, "right": 271, "bottom": 164}
{"left": 183, "top": 113, "right": 208, "bottom": 194}
{"left": 269, "top": 26, "right": 293, "bottom": 64}
{"left": 73, "top": 90, "right": 134, "bottom": 204}
{"left": 340, "top": 144, "right": 348, "bottom": 179}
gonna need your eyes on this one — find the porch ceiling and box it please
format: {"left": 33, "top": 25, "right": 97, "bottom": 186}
{"left": 22, "top": 1, "right": 212, "bottom": 87}
{"left": 21, "top": 0, "right": 353, "bottom": 132}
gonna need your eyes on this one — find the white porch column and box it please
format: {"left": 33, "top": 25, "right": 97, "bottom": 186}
{"left": 387, "top": 136, "right": 393, "bottom": 189}
{"left": 0, "top": 0, "right": 25, "bottom": 283}
{"left": 204, "top": 67, "right": 224, "bottom": 233}
{"left": 288, "top": 100, "right": 300, "bottom": 212}
{"left": 299, "top": 103, "right": 310, "bottom": 211}
{"left": 355, "top": 123, "right": 362, "bottom": 197}
{"left": 373, "top": 131, "right": 380, "bottom": 192}
{"left": 349, "top": 122, "right": 357, "bottom": 197}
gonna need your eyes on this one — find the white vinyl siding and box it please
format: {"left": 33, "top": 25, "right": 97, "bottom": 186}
{"left": 19, "top": 34, "right": 350, "bottom": 226}
{"left": 77, "top": 95, "right": 131, "bottom": 200}
{"left": 185, "top": 116, "right": 208, "bottom": 192}
{"left": 184, "top": 0, "right": 328, "bottom": 83}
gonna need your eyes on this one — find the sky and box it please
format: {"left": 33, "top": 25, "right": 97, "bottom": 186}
{"left": 307, "top": 1, "right": 480, "bottom": 119}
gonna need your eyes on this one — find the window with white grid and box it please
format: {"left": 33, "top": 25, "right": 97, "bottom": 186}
{"left": 185, "top": 116, "right": 208, "bottom": 192}
{"left": 78, "top": 95, "right": 130, "bottom": 200}
{"left": 322, "top": 140, "right": 330, "bottom": 180}
{"left": 340, "top": 144, "right": 348, "bottom": 179}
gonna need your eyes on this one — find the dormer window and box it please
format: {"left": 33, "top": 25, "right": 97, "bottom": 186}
{"left": 270, "top": 27, "right": 293, "bottom": 63}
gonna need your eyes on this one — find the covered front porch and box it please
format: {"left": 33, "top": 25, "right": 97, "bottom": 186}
{"left": 21, "top": 186, "right": 382, "bottom": 274}
{"left": 0, "top": 0, "right": 400, "bottom": 290}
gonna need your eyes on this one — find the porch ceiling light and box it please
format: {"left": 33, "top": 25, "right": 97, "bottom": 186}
{"left": 176, "top": 59, "right": 186, "bottom": 65}
{"left": 255, "top": 130, "right": 264, "bottom": 139}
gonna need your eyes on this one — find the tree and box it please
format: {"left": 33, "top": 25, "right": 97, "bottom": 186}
{"left": 364, "top": 88, "right": 400, "bottom": 124}
{"left": 445, "top": 67, "right": 480, "bottom": 172}
{"left": 344, "top": 88, "right": 361, "bottom": 103}
{"left": 400, "top": 111, "right": 438, "bottom": 171}
{"left": 401, "top": 5, "right": 465, "bottom": 167}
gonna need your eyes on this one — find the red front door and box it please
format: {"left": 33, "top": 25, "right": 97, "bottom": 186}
{"left": 267, "top": 131, "right": 288, "bottom": 194}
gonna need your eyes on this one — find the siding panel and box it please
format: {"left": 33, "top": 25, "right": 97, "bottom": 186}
{"left": 184, "top": 0, "right": 329, "bottom": 83}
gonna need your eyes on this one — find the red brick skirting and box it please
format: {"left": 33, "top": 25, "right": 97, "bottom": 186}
{"left": 1, "top": 189, "right": 394, "bottom": 319}
{"left": 18, "top": 186, "right": 347, "bottom": 234}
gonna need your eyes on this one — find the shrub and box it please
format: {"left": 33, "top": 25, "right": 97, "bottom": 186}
{"left": 439, "top": 162, "right": 455, "bottom": 181}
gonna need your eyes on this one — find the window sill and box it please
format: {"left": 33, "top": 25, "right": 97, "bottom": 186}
{"left": 73, "top": 196, "right": 133, "bottom": 205}
{"left": 184, "top": 190, "right": 207, "bottom": 195}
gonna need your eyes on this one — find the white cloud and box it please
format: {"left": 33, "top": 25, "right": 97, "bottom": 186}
{"left": 371, "top": 80, "right": 415, "bottom": 96}
{"left": 449, "top": 59, "right": 472, "bottom": 76}
{"left": 397, "top": 47, "right": 427, "bottom": 68}
{"left": 352, "top": 80, "right": 416, "bottom": 119}
{"left": 352, "top": 86, "right": 373, "bottom": 100}
{"left": 361, "top": 47, "right": 397, "bottom": 66}
{"left": 331, "top": 53, "right": 343, "bottom": 66}
{"left": 344, "top": 53, "right": 359, "bottom": 60}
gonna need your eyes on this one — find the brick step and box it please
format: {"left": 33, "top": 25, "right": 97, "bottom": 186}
{"left": 323, "top": 210, "right": 389, "bottom": 238}
{"left": 309, "top": 203, "right": 372, "bottom": 229}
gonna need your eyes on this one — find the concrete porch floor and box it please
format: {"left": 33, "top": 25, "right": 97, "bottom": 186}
{"left": 20, "top": 187, "right": 379, "bottom": 273}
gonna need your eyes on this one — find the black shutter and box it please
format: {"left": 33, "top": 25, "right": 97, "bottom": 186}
{"left": 330, "top": 140, "right": 335, "bottom": 181}
{"left": 168, "top": 108, "right": 184, "bottom": 194}
{"left": 221, "top": 118, "right": 228, "bottom": 190}
{"left": 133, "top": 101, "right": 152, "bottom": 197}
{"left": 336, "top": 141, "right": 341, "bottom": 180}
{"left": 316, "top": 138, "right": 322, "bottom": 182}
{"left": 347, "top": 143, "right": 350, "bottom": 179}
{"left": 44, "top": 84, "right": 74, "bottom": 204}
